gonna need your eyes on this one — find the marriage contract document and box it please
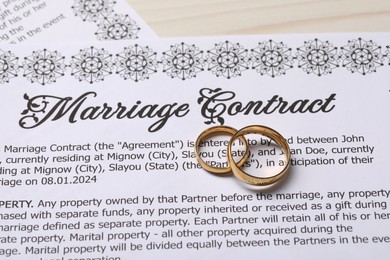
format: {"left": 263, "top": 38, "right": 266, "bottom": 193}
{"left": 0, "top": 33, "right": 389, "bottom": 259}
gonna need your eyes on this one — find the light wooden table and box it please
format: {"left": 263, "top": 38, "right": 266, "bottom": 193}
{"left": 127, "top": 0, "right": 390, "bottom": 37}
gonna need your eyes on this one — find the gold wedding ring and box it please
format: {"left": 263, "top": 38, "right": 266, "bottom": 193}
{"left": 195, "top": 126, "right": 249, "bottom": 174}
{"left": 227, "top": 125, "right": 291, "bottom": 186}
{"left": 195, "top": 125, "right": 291, "bottom": 186}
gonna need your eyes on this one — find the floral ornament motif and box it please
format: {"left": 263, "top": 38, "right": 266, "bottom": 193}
{"left": 22, "top": 49, "right": 66, "bottom": 85}
{"left": 72, "top": 0, "right": 116, "bottom": 22}
{"left": 70, "top": 47, "right": 113, "bottom": 84}
{"left": 95, "top": 14, "right": 140, "bottom": 40}
{"left": 206, "top": 41, "right": 249, "bottom": 79}
{"left": 386, "top": 45, "right": 390, "bottom": 65}
{"left": 251, "top": 40, "right": 293, "bottom": 77}
{"left": 0, "top": 50, "right": 19, "bottom": 84}
{"left": 340, "top": 38, "right": 384, "bottom": 75}
{"left": 296, "top": 39, "right": 338, "bottom": 76}
{"left": 161, "top": 42, "right": 204, "bottom": 80}
{"left": 115, "top": 44, "right": 158, "bottom": 82}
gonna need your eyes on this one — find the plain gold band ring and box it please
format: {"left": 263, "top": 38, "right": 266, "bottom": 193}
{"left": 227, "top": 125, "right": 291, "bottom": 186}
{"left": 195, "top": 125, "right": 249, "bottom": 174}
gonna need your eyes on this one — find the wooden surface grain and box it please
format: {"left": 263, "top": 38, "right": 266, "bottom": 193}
{"left": 126, "top": 0, "right": 390, "bottom": 37}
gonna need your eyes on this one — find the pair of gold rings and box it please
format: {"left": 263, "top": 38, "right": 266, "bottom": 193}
{"left": 195, "top": 125, "right": 291, "bottom": 186}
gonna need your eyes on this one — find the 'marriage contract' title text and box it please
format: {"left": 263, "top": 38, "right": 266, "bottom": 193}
{"left": 19, "top": 88, "right": 336, "bottom": 132}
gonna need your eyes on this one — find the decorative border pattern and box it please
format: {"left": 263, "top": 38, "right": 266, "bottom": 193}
{"left": 71, "top": 0, "right": 141, "bottom": 41}
{"left": 0, "top": 38, "right": 389, "bottom": 85}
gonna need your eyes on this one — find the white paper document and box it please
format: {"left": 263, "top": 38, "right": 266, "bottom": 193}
{"left": 0, "top": 0, "right": 157, "bottom": 43}
{"left": 0, "top": 33, "right": 389, "bottom": 259}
